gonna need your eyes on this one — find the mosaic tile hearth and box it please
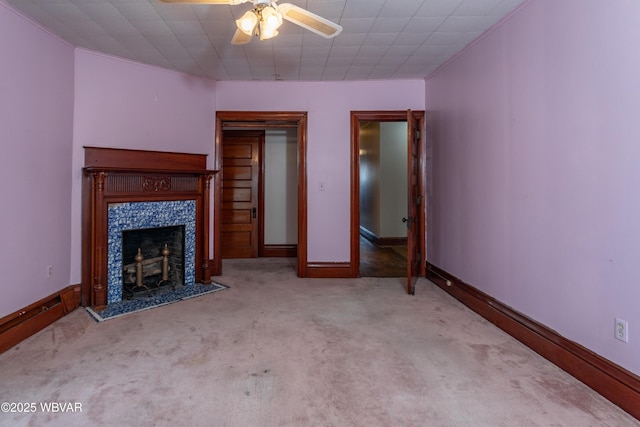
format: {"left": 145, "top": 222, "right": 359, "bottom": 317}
{"left": 107, "top": 200, "right": 196, "bottom": 304}
{"left": 86, "top": 282, "right": 228, "bottom": 322}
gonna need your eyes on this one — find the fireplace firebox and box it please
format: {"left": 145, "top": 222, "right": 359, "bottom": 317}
{"left": 122, "top": 225, "right": 185, "bottom": 300}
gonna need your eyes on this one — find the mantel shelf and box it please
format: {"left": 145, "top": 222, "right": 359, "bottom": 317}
{"left": 84, "top": 166, "right": 219, "bottom": 176}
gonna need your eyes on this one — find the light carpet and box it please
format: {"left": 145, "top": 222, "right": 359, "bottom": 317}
{"left": 0, "top": 258, "right": 638, "bottom": 426}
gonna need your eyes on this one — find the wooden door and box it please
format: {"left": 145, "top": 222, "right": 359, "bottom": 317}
{"left": 221, "top": 131, "right": 263, "bottom": 258}
{"left": 406, "top": 110, "right": 421, "bottom": 294}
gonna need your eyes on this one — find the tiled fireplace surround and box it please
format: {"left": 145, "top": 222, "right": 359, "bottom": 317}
{"left": 108, "top": 200, "right": 195, "bottom": 304}
{"left": 82, "top": 147, "right": 217, "bottom": 310}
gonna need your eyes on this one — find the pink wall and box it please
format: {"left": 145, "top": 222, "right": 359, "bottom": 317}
{"left": 425, "top": 0, "right": 640, "bottom": 374}
{"left": 70, "top": 50, "right": 217, "bottom": 284}
{"left": 216, "top": 80, "right": 425, "bottom": 261}
{"left": 0, "top": 3, "right": 74, "bottom": 317}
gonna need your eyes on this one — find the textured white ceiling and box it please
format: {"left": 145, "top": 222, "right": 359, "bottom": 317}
{"left": 6, "top": 0, "right": 527, "bottom": 81}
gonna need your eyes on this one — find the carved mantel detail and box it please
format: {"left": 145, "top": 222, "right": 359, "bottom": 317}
{"left": 94, "top": 171, "right": 106, "bottom": 191}
{"left": 142, "top": 176, "right": 171, "bottom": 192}
{"left": 81, "top": 147, "right": 218, "bottom": 310}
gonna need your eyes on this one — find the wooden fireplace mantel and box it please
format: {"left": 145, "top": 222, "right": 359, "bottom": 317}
{"left": 81, "top": 147, "right": 218, "bottom": 310}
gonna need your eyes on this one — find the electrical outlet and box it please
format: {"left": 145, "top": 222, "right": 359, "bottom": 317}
{"left": 615, "top": 318, "right": 629, "bottom": 343}
{"left": 46, "top": 265, "right": 53, "bottom": 279}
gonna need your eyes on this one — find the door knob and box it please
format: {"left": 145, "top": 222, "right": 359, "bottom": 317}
{"left": 252, "top": 207, "right": 257, "bottom": 218}
{"left": 402, "top": 217, "right": 417, "bottom": 229}
{"left": 402, "top": 217, "right": 411, "bottom": 229}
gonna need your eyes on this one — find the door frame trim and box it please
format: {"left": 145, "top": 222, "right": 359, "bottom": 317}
{"left": 214, "top": 111, "right": 308, "bottom": 277}
{"left": 350, "top": 110, "right": 426, "bottom": 278}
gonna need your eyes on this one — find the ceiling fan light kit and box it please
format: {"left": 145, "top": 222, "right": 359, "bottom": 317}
{"left": 236, "top": 3, "right": 282, "bottom": 41}
{"left": 260, "top": 6, "right": 283, "bottom": 39}
{"left": 236, "top": 10, "right": 258, "bottom": 35}
{"left": 161, "top": 0, "right": 342, "bottom": 44}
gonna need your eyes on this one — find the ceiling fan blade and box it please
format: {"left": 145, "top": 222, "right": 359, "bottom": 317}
{"left": 277, "top": 3, "right": 342, "bottom": 39}
{"left": 159, "top": 0, "right": 248, "bottom": 4}
{"left": 231, "top": 28, "right": 252, "bottom": 45}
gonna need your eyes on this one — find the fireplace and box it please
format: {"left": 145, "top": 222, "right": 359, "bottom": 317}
{"left": 82, "top": 147, "right": 218, "bottom": 310}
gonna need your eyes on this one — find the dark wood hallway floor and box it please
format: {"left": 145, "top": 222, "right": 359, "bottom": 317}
{"left": 359, "top": 235, "right": 407, "bottom": 277}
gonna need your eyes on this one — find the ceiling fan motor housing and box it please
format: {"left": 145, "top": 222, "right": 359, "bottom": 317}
{"left": 253, "top": 0, "right": 272, "bottom": 8}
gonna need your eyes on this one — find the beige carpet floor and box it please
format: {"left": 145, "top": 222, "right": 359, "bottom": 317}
{"left": 1, "top": 258, "right": 638, "bottom": 426}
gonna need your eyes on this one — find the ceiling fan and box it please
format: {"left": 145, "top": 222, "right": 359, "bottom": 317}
{"left": 160, "top": 0, "right": 343, "bottom": 44}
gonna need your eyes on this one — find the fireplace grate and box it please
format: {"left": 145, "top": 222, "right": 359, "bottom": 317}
{"left": 121, "top": 225, "right": 185, "bottom": 301}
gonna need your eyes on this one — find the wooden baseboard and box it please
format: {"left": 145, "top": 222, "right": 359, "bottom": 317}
{"left": 261, "top": 244, "right": 297, "bottom": 258}
{"left": 306, "top": 262, "right": 354, "bottom": 278}
{"left": 359, "top": 227, "right": 407, "bottom": 247}
{"left": 0, "top": 285, "right": 81, "bottom": 354}
{"left": 425, "top": 262, "right": 640, "bottom": 420}
{"left": 206, "top": 258, "right": 221, "bottom": 277}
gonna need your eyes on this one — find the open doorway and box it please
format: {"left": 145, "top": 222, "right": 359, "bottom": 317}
{"left": 350, "top": 110, "right": 426, "bottom": 293}
{"left": 213, "top": 111, "right": 308, "bottom": 277}
{"left": 358, "top": 120, "right": 409, "bottom": 277}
